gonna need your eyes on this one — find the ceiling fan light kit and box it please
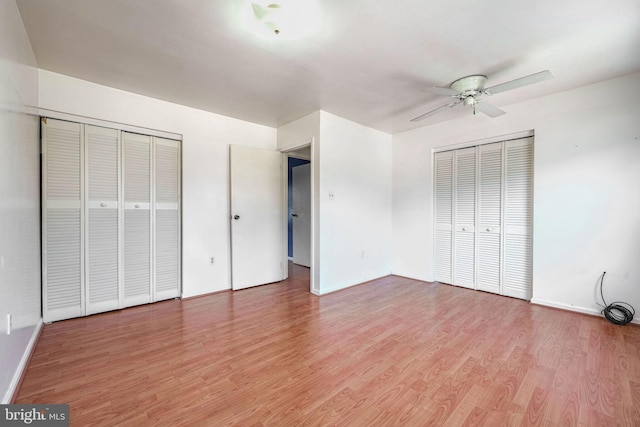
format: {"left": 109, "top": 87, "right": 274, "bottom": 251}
{"left": 411, "top": 70, "right": 554, "bottom": 122}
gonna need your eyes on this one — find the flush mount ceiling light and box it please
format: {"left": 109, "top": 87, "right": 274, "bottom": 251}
{"left": 244, "top": 0, "right": 321, "bottom": 40}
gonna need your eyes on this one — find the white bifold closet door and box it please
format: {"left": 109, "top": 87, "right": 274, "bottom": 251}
{"left": 154, "top": 138, "right": 181, "bottom": 301}
{"left": 503, "top": 138, "right": 533, "bottom": 299}
{"left": 477, "top": 143, "right": 503, "bottom": 294}
{"left": 43, "top": 119, "right": 181, "bottom": 322}
{"left": 433, "top": 136, "right": 533, "bottom": 300}
{"left": 434, "top": 151, "right": 453, "bottom": 284}
{"left": 453, "top": 147, "right": 476, "bottom": 289}
{"left": 85, "top": 125, "right": 120, "bottom": 315}
{"left": 122, "top": 132, "right": 152, "bottom": 307}
{"left": 42, "top": 119, "right": 85, "bottom": 322}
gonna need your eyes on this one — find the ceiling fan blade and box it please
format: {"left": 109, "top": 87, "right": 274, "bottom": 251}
{"left": 484, "top": 70, "right": 554, "bottom": 95}
{"left": 475, "top": 101, "right": 506, "bottom": 118}
{"left": 411, "top": 101, "right": 461, "bottom": 122}
{"left": 427, "top": 86, "right": 461, "bottom": 97}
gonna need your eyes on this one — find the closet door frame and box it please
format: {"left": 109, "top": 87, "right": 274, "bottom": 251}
{"left": 432, "top": 130, "right": 534, "bottom": 300}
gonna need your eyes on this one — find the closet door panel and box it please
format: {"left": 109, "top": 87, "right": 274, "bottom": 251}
{"left": 85, "top": 125, "right": 120, "bottom": 314}
{"left": 454, "top": 147, "right": 476, "bottom": 289}
{"left": 124, "top": 209, "right": 151, "bottom": 302}
{"left": 122, "top": 132, "right": 152, "bottom": 307}
{"left": 503, "top": 138, "right": 533, "bottom": 299}
{"left": 434, "top": 151, "right": 453, "bottom": 284}
{"left": 478, "top": 233, "right": 501, "bottom": 293}
{"left": 154, "top": 138, "right": 181, "bottom": 301}
{"left": 155, "top": 210, "right": 180, "bottom": 298}
{"left": 477, "top": 143, "right": 502, "bottom": 294}
{"left": 45, "top": 209, "right": 83, "bottom": 321}
{"left": 43, "top": 119, "right": 84, "bottom": 322}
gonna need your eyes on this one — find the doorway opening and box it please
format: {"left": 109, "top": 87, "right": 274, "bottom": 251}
{"left": 288, "top": 156, "right": 310, "bottom": 263}
{"left": 282, "top": 143, "right": 313, "bottom": 292}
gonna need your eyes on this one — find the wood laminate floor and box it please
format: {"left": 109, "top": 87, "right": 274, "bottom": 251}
{"left": 16, "top": 264, "right": 640, "bottom": 426}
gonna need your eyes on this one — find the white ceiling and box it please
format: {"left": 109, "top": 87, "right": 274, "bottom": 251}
{"left": 15, "top": 0, "right": 640, "bottom": 133}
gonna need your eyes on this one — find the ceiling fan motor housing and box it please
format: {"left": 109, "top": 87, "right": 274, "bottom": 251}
{"left": 451, "top": 75, "right": 488, "bottom": 96}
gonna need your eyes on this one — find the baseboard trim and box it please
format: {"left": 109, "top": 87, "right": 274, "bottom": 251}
{"left": 4, "top": 319, "right": 43, "bottom": 404}
{"left": 530, "top": 298, "right": 640, "bottom": 325}
{"left": 181, "top": 288, "right": 230, "bottom": 300}
{"left": 389, "top": 273, "right": 433, "bottom": 283}
{"left": 313, "top": 274, "right": 392, "bottom": 296}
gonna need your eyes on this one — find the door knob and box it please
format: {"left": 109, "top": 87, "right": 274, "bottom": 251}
{"left": 486, "top": 228, "right": 491, "bottom": 232}
{"left": 233, "top": 215, "right": 240, "bottom": 220}
{"left": 100, "top": 202, "right": 107, "bottom": 208}
{"left": 462, "top": 227, "right": 467, "bottom": 231}
{"left": 292, "top": 213, "right": 298, "bottom": 217}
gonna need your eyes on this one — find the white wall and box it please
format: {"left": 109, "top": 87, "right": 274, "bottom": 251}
{"left": 0, "top": 0, "right": 41, "bottom": 403}
{"left": 393, "top": 72, "right": 640, "bottom": 321}
{"left": 277, "top": 111, "right": 320, "bottom": 151}
{"left": 392, "top": 136, "right": 433, "bottom": 281}
{"left": 318, "top": 112, "right": 393, "bottom": 294}
{"left": 38, "top": 70, "right": 277, "bottom": 298}
{"left": 277, "top": 110, "right": 394, "bottom": 295}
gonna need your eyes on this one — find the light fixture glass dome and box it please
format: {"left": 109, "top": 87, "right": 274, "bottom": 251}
{"left": 244, "top": 0, "right": 322, "bottom": 40}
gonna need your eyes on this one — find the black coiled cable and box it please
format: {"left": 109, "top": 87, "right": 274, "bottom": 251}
{"left": 598, "top": 272, "right": 635, "bottom": 326}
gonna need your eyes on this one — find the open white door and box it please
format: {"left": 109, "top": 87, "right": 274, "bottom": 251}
{"left": 292, "top": 163, "right": 311, "bottom": 267}
{"left": 230, "top": 145, "right": 284, "bottom": 290}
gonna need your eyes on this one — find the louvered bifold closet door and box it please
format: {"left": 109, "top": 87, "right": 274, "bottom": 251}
{"left": 434, "top": 151, "right": 453, "bottom": 284}
{"left": 43, "top": 119, "right": 84, "bottom": 322}
{"left": 503, "top": 137, "right": 533, "bottom": 299}
{"left": 122, "top": 132, "right": 152, "bottom": 307}
{"left": 477, "top": 143, "right": 502, "bottom": 294}
{"left": 85, "top": 125, "right": 120, "bottom": 315}
{"left": 453, "top": 147, "right": 477, "bottom": 289}
{"left": 154, "top": 137, "right": 181, "bottom": 301}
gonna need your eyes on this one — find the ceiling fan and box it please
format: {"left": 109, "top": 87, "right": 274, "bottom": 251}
{"left": 411, "top": 70, "right": 554, "bottom": 122}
